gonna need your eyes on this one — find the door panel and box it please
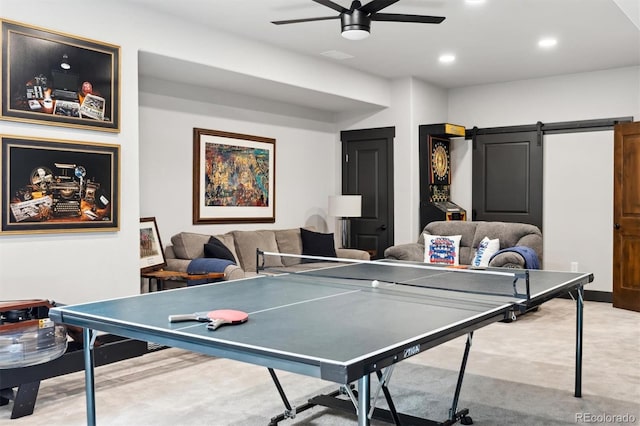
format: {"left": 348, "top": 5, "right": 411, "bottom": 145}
{"left": 341, "top": 127, "right": 394, "bottom": 259}
{"left": 485, "top": 142, "right": 530, "bottom": 212}
{"left": 472, "top": 131, "right": 542, "bottom": 229}
{"left": 613, "top": 121, "right": 640, "bottom": 312}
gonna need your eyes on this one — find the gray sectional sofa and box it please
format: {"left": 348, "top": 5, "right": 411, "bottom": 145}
{"left": 384, "top": 221, "right": 543, "bottom": 268}
{"left": 165, "top": 227, "right": 370, "bottom": 281}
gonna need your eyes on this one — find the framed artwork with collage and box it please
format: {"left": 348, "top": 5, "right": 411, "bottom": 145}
{"left": 193, "top": 128, "right": 276, "bottom": 224}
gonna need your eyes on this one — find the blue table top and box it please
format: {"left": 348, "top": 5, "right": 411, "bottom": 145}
{"left": 50, "top": 262, "right": 592, "bottom": 383}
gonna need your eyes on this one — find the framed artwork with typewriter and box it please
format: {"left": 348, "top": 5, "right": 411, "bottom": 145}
{"left": 0, "top": 19, "right": 120, "bottom": 132}
{"left": 1, "top": 135, "right": 120, "bottom": 234}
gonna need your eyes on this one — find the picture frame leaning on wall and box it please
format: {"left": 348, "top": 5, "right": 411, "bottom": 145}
{"left": 139, "top": 217, "right": 167, "bottom": 273}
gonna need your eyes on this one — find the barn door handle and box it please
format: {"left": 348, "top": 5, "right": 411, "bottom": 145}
{"left": 614, "top": 223, "right": 620, "bottom": 229}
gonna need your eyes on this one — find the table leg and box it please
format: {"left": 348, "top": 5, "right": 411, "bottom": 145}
{"left": 357, "top": 375, "right": 370, "bottom": 426}
{"left": 450, "top": 332, "right": 473, "bottom": 421}
{"left": 83, "top": 328, "right": 97, "bottom": 426}
{"left": 575, "top": 284, "right": 584, "bottom": 397}
{"left": 152, "top": 277, "right": 165, "bottom": 291}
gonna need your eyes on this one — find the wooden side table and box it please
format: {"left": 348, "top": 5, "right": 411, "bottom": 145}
{"left": 364, "top": 249, "right": 378, "bottom": 259}
{"left": 141, "top": 270, "right": 225, "bottom": 292}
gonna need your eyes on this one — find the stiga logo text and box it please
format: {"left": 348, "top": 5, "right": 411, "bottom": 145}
{"left": 403, "top": 344, "right": 420, "bottom": 358}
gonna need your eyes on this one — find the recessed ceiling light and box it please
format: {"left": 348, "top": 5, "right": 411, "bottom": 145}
{"left": 439, "top": 54, "right": 456, "bottom": 64}
{"left": 465, "top": 0, "right": 486, "bottom": 5}
{"left": 538, "top": 37, "right": 558, "bottom": 48}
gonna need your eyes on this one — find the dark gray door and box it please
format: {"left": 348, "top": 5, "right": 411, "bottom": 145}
{"left": 472, "top": 131, "right": 543, "bottom": 229}
{"left": 341, "top": 127, "right": 394, "bottom": 259}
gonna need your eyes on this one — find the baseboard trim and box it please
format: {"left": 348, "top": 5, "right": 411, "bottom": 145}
{"left": 557, "top": 290, "right": 612, "bottom": 303}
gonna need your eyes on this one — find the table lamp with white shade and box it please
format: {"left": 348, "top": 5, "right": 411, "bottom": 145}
{"left": 328, "top": 195, "right": 362, "bottom": 249}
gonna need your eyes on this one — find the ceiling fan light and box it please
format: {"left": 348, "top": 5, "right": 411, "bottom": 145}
{"left": 341, "top": 9, "right": 370, "bottom": 40}
{"left": 342, "top": 28, "right": 370, "bottom": 40}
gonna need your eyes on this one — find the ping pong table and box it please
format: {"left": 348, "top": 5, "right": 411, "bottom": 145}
{"left": 49, "top": 257, "right": 593, "bottom": 426}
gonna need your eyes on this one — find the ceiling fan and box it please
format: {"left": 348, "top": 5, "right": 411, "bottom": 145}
{"left": 271, "top": 0, "right": 445, "bottom": 40}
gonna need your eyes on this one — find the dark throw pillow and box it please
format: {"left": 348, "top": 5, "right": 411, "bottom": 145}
{"left": 300, "top": 228, "right": 337, "bottom": 260}
{"left": 204, "top": 236, "right": 236, "bottom": 264}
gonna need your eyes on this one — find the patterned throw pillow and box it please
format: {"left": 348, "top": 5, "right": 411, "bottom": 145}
{"left": 423, "top": 234, "right": 462, "bottom": 266}
{"left": 472, "top": 236, "right": 500, "bottom": 267}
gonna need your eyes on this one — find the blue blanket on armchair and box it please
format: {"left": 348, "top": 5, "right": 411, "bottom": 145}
{"left": 489, "top": 246, "right": 540, "bottom": 269}
{"left": 186, "top": 258, "right": 234, "bottom": 286}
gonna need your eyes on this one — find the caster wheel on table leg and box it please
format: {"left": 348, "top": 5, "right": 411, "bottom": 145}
{"left": 461, "top": 415, "right": 473, "bottom": 425}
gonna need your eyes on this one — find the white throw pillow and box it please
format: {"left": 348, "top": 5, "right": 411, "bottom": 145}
{"left": 472, "top": 236, "right": 500, "bottom": 267}
{"left": 424, "top": 234, "right": 462, "bottom": 266}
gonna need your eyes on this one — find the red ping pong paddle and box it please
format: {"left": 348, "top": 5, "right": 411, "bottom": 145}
{"left": 168, "top": 309, "right": 248, "bottom": 331}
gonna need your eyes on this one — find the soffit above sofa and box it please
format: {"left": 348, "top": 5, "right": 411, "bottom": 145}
{"left": 139, "top": 52, "right": 388, "bottom": 117}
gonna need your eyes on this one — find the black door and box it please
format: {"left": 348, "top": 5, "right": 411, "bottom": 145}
{"left": 472, "top": 130, "right": 543, "bottom": 229}
{"left": 340, "top": 127, "right": 394, "bottom": 259}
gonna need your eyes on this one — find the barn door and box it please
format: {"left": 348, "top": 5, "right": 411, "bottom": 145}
{"left": 472, "top": 130, "right": 543, "bottom": 229}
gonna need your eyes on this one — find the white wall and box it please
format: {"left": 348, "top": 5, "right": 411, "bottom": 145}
{"left": 0, "top": 2, "right": 142, "bottom": 304}
{"left": 448, "top": 67, "right": 640, "bottom": 292}
{"left": 408, "top": 79, "right": 450, "bottom": 240}
{"left": 1, "top": 1, "right": 636, "bottom": 304}
{"left": 543, "top": 132, "right": 613, "bottom": 290}
{"left": 139, "top": 83, "right": 339, "bottom": 246}
{"left": 337, "top": 77, "right": 448, "bottom": 244}
{"left": 0, "top": 0, "right": 392, "bottom": 304}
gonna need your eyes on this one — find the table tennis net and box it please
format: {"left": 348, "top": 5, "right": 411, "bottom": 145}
{"left": 257, "top": 250, "right": 530, "bottom": 302}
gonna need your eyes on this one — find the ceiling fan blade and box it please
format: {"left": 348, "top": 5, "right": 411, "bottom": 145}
{"left": 312, "top": 0, "right": 349, "bottom": 14}
{"left": 371, "top": 13, "right": 445, "bottom": 24}
{"left": 360, "top": 0, "right": 400, "bottom": 14}
{"left": 271, "top": 16, "right": 340, "bottom": 25}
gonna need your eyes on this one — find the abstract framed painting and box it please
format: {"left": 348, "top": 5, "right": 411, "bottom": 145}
{"left": 193, "top": 128, "right": 275, "bottom": 224}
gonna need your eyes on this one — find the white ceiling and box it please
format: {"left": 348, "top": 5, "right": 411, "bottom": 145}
{"left": 133, "top": 0, "right": 640, "bottom": 112}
